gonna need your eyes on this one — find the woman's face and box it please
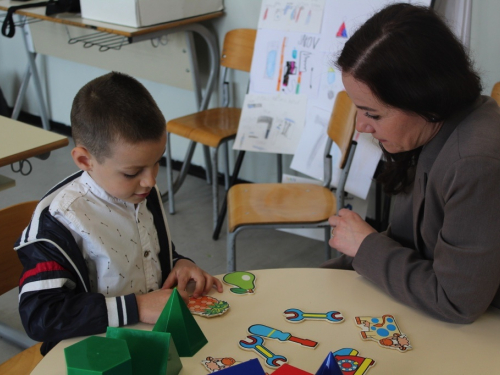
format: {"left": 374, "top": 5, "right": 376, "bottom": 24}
{"left": 342, "top": 72, "right": 442, "bottom": 153}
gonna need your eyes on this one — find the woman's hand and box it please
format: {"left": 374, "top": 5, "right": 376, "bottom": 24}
{"left": 329, "top": 208, "right": 376, "bottom": 257}
{"left": 162, "top": 259, "right": 223, "bottom": 298}
{"left": 136, "top": 288, "right": 189, "bottom": 324}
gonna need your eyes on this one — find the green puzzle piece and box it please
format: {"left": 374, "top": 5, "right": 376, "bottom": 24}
{"left": 65, "top": 336, "right": 132, "bottom": 375}
{"left": 106, "top": 327, "right": 182, "bottom": 375}
{"left": 153, "top": 287, "right": 208, "bottom": 357}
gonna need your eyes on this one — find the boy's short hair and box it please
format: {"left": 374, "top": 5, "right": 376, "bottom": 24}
{"left": 71, "top": 72, "right": 166, "bottom": 162}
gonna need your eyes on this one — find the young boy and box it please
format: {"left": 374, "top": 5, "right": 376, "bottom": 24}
{"left": 15, "top": 72, "right": 223, "bottom": 355}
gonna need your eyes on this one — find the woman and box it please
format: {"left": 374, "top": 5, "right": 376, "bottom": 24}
{"left": 323, "top": 3, "right": 500, "bottom": 323}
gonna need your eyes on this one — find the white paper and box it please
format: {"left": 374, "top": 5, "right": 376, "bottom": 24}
{"left": 233, "top": 93, "right": 308, "bottom": 154}
{"left": 250, "top": 29, "right": 324, "bottom": 97}
{"left": 258, "top": 0, "right": 326, "bottom": 34}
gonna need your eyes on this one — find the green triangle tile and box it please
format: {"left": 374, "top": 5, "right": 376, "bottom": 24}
{"left": 153, "top": 288, "right": 208, "bottom": 357}
{"left": 106, "top": 327, "right": 182, "bottom": 375}
{"left": 64, "top": 336, "right": 132, "bottom": 375}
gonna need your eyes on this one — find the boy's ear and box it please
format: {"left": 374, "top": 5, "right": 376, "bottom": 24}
{"left": 71, "top": 146, "right": 94, "bottom": 171}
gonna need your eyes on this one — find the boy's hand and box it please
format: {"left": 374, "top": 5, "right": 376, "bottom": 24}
{"left": 162, "top": 259, "right": 223, "bottom": 298}
{"left": 135, "top": 288, "right": 189, "bottom": 324}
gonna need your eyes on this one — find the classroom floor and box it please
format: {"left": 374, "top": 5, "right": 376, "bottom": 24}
{"left": 0, "top": 138, "right": 326, "bottom": 365}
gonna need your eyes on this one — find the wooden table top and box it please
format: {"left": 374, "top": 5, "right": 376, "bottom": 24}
{"left": 30, "top": 268, "right": 500, "bottom": 374}
{"left": 0, "top": 0, "right": 224, "bottom": 37}
{"left": 0, "top": 116, "right": 68, "bottom": 167}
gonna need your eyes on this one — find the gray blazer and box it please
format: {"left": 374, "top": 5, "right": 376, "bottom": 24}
{"left": 322, "top": 96, "right": 500, "bottom": 323}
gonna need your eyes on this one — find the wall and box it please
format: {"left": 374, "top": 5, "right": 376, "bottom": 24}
{"left": 1, "top": 0, "right": 499, "bottom": 185}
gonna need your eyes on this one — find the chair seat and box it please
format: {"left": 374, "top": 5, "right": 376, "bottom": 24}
{"left": 0, "top": 342, "right": 43, "bottom": 373}
{"left": 167, "top": 107, "right": 241, "bottom": 148}
{"left": 228, "top": 183, "right": 336, "bottom": 232}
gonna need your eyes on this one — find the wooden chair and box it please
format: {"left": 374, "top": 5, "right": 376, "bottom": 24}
{"left": 0, "top": 201, "right": 43, "bottom": 373}
{"left": 491, "top": 82, "right": 500, "bottom": 106}
{"left": 226, "top": 91, "right": 357, "bottom": 272}
{"left": 165, "top": 29, "right": 257, "bottom": 230}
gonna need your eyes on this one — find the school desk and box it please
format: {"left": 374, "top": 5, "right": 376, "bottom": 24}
{"left": 0, "top": 0, "right": 223, "bottom": 130}
{"left": 29, "top": 268, "right": 500, "bottom": 374}
{"left": 0, "top": 115, "right": 68, "bottom": 191}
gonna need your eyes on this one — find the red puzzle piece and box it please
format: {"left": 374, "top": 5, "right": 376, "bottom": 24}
{"left": 272, "top": 364, "right": 313, "bottom": 375}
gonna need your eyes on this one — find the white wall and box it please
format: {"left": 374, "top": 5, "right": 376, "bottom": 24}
{"left": 1, "top": 0, "right": 499, "bottom": 184}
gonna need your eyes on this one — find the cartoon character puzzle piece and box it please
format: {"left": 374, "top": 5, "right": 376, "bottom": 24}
{"left": 201, "top": 356, "right": 240, "bottom": 373}
{"left": 223, "top": 271, "right": 256, "bottom": 295}
{"left": 188, "top": 295, "right": 230, "bottom": 318}
{"left": 248, "top": 324, "right": 318, "bottom": 348}
{"left": 354, "top": 315, "right": 412, "bottom": 352}
{"left": 332, "top": 348, "right": 375, "bottom": 375}
{"left": 215, "top": 358, "right": 266, "bottom": 374}
{"left": 65, "top": 336, "right": 132, "bottom": 375}
{"left": 273, "top": 364, "right": 313, "bottom": 375}
{"left": 239, "top": 335, "right": 288, "bottom": 369}
{"left": 315, "top": 352, "right": 343, "bottom": 375}
{"left": 153, "top": 287, "right": 207, "bottom": 357}
{"left": 284, "top": 308, "right": 344, "bottom": 323}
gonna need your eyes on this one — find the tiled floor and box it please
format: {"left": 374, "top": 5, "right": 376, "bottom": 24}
{"left": 0, "top": 139, "right": 326, "bottom": 365}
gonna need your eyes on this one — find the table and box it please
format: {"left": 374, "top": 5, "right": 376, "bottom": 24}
{"left": 0, "top": 115, "right": 68, "bottom": 191}
{"left": 0, "top": 0, "right": 223, "bottom": 130}
{"left": 30, "top": 268, "right": 500, "bottom": 374}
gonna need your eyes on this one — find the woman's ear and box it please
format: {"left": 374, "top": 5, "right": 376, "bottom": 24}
{"left": 71, "top": 146, "right": 94, "bottom": 171}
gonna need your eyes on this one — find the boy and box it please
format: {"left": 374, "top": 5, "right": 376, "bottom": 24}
{"left": 16, "top": 72, "right": 223, "bottom": 355}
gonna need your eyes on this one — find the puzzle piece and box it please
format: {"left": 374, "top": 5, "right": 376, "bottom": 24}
{"left": 273, "top": 364, "right": 313, "bottom": 374}
{"left": 354, "top": 315, "right": 411, "bottom": 352}
{"left": 64, "top": 336, "right": 132, "bottom": 375}
{"left": 153, "top": 288, "right": 207, "bottom": 356}
{"left": 333, "top": 348, "right": 375, "bottom": 375}
{"left": 201, "top": 356, "right": 240, "bottom": 373}
{"left": 284, "top": 308, "right": 344, "bottom": 323}
{"left": 315, "top": 352, "right": 343, "bottom": 375}
{"left": 238, "top": 335, "right": 288, "bottom": 368}
{"left": 188, "top": 295, "right": 230, "bottom": 318}
{"left": 248, "top": 324, "right": 318, "bottom": 348}
{"left": 223, "top": 271, "right": 256, "bottom": 295}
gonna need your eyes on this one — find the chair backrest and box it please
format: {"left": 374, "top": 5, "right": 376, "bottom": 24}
{"left": 0, "top": 201, "right": 38, "bottom": 295}
{"left": 491, "top": 82, "right": 500, "bottom": 107}
{"left": 220, "top": 28, "right": 257, "bottom": 72}
{"left": 327, "top": 91, "right": 357, "bottom": 169}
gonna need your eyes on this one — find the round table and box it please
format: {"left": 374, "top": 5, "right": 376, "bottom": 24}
{"left": 31, "top": 268, "right": 500, "bottom": 374}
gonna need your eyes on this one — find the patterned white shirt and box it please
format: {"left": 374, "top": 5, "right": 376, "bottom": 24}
{"left": 50, "top": 172, "right": 162, "bottom": 325}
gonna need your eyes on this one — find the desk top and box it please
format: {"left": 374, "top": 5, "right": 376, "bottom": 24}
{"left": 0, "top": 115, "right": 68, "bottom": 167}
{"left": 0, "top": 0, "right": 224, "bottom": 37}
{"left": 30, "top": 268, "right": 500, "bottom": 374}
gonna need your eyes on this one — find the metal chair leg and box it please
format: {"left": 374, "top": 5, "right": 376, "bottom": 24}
{"left": 227, "top": 230, "right": 237, "bottom": 272}
{"left": 324, "top": 226, "right": 332, "bottom": 260}
{"left": 203, "top": 145, "right": 212, "bottom": 185}
{"left": 211, "top": 147, "right": 219, "bottom": 231}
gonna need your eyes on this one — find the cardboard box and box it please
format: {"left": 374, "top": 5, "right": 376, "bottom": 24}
{"left": 80, "top": 0, "right": 224, "bottom": 28}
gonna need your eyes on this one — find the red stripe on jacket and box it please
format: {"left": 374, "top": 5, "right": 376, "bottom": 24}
{"left": 19, "top": 261, "right": 67, "bottom": 286}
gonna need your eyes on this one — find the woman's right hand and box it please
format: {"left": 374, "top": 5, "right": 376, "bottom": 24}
{"left": 135, "top": 288, "right": 189, "bottom": 324}
{"left": 329, "top": 208, "right": 376, "bottom": 257}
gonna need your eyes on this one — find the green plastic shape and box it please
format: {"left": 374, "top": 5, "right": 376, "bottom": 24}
{"left": 106, "top": 327, "right": 182, "bottom": 375}
{"left": 64, "top": 336, "right": 132, "bottom": 375}
{"left": 153, "top": 287, "right": 208, "bottom": 357}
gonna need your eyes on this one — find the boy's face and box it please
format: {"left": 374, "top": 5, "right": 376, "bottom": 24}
{"left": 84, "top": 133, "right": 166, "bottom": 204}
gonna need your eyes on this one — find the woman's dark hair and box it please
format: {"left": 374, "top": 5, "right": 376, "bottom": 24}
{"left": 336, "top": 3, "right": 482, "bottom": 194}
